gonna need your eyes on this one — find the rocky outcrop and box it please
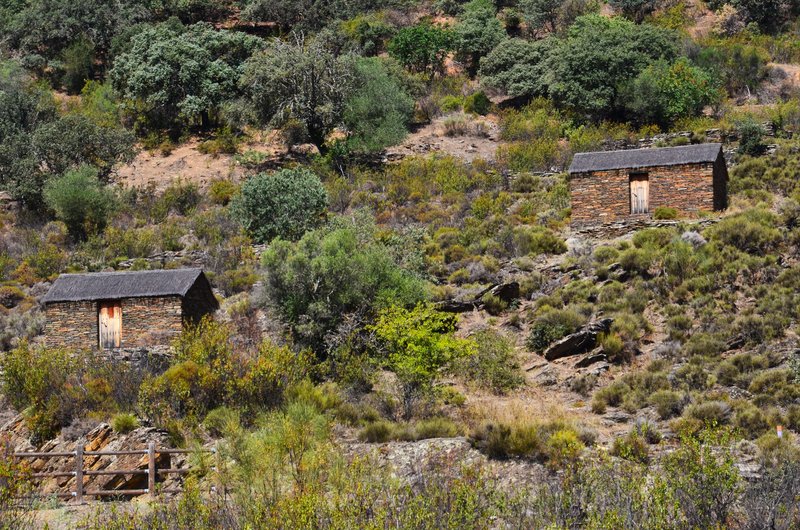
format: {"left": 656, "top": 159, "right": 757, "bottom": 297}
{"left": 543, "top": 318, "right": 613, "bottom": 361}
{"left": 437, "top": 282, "right": 520, "bottom": 313}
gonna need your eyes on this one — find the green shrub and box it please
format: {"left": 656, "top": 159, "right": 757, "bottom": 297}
{"left": 231, "top": 168, "right": 328, "bottom": 243}
{"left": 649, "top": 389, "right": 684, "bottom": 419}
{"left": 481, "top": 293, "right": 508, "bottom": 315}
{"left": 457, "top": 329, "right": 523, "bottom": 393}
{"left": 43, "top": 165, "right": 116, "bottom": 240}
{"left": 737, "top": 118, "right": 765, "bottom": 156}
{"left": 706, "top": 209, "right": 782, "bottom": 254}
{"left": 209, "top": 179, "right": 238, "bottom": 206}
{"left": 414, "top": 417, "right": 460, "bottom": 439}
{"left": 653, "top": 206, "right": 678, "bottom": 220}
{"left": 546, "top": 429, "right": 583, "bottom": 469}
{"left": 592, "top": 381, "right": 631, "bottom": 413}
{"left": 526, "top": 307, "right": 586, "bottom": 353}
{"left": 611, "top": 432, "right": 650, "bottom": 464}
{"left": 359, "top": 421, "right": 395, "bottom": 443}
{"left": 111, "top": 413, "right": 139, "bottom": 434}
{"left": 464, "top": 91, "right": 491, "bottom": 115}
{"left": 734, "top": 405, "right": 769, "bottom": 439}
{"left": 157, "top": 179, "right": 201, "bottom": 218}
{"left": 203, "top": 407, "right": 241, "bottom": 438}
{"left": 686, "top": 400, "right": 731, "bottom": 425}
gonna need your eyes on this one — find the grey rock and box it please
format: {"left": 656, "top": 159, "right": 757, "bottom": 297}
{"left": 543, "top": 318, "right": 613, "bottom": 361}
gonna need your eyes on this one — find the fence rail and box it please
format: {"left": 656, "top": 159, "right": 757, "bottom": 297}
{"left": 12, "top": 442, "right": 211, "bottom": 502}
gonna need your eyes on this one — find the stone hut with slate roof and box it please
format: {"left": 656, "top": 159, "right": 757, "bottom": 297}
{"left": 568, "top": 143, "right": 728, "bottom": 226}
{"left": 42, "top": 268, "right": 218, "bottom": 350}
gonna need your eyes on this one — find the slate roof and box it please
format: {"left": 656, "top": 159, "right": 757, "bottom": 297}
{"left": 568, "top": 143, "right": 722, "bottom": 174}
{"left": 42, "top": 268, "right": 211, "bottom": 303}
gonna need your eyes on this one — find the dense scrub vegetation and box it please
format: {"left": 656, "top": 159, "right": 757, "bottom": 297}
{"left": 2, "top": 0, "right": 800, "bottom": 527}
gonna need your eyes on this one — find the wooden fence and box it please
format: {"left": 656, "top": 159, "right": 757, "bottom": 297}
{"left": 12, "top": 442, "right": 210, "bottom": 502}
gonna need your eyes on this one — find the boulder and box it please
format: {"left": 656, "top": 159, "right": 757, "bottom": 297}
{"left": 574, "top": 350, "right": 607, "bottom": 368}
{"left": 487, "top": 282, "right": 520, "bottom": 303}
{"left": 543, "top": 318, "right": 613, "bottom": 361}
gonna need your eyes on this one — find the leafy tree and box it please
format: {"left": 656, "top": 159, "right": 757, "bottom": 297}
{"left": 0, "top": 64, "right": 135, "bottom": 206}
{"left": 388, "top": 21, "right": 455, "bottom": 78}
{"left": 240, "top": 36, "right": 356, "bottom": 148}
{"left": 60, "top": 36, "right": 95, "bottom": 94}
{"left": 230, "top": 168, "right": 328, "bottom": 244}
{"left": 343, "top": 58, "right": 413, "bottom": 153}
{"left": 548, "top": 15, "right": 677, "bottom": 121}
{"left": 261, "top": 214, "right": 427, "bottom": 354}
{"left": 608, "top": 0, "right": 660, "bottom": 23}
{"left": 43, "top": 165, "right": 117, "bottom": 240}
{"left": 453, "top": 0, "right": 505, "bottom": 76}
{"left": 624, "top": 58, "right": 720, "bottom": 127}
{"left": 3, "top": 0, "right": 152, "bottom": 80}
{"left": 479, "top": 37, "right": 559, "bottom": 98}
{"left": 110, "top": 21, "right": 261, "bottom": 130}
{"left": 519, "top": 0, "right": 563, "bottom": 33}
{"left": 694, "top": 43, "right": 768, "bottom": 98}
{"left": 370, "top": 303, "right": 475, "bottom": 419}
{"left": 240, "top": 0, "right": 394, "bottom": 32}
{"left": 732, "top": 0, "right": 789, "bottom": 32}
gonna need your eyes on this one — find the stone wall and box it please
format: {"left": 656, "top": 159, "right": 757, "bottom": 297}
{"left": 569, "top": 162, "right": 720, "bottom": 226}
{"left": 44, "top": 296, "right": 184, "bottom": 350}
{"left": 121, "top": 296, "right": 183, "bottom": 347}
{"left": 43, "top": 301, "right": 97, "bottom": 349}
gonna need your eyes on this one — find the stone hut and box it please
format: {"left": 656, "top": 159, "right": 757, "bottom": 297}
{"left": 41, "top": 268, "right": 218, "bottom": 350}
{"left": 568, "top": 143, "right": 728, "bottom": 226}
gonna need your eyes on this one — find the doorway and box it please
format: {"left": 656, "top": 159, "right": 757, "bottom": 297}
{"left": 630, "top": 173, "right": 650, "bottom": 214}
{"left": 98, "top": 301, "right": 121, "bottom": 349}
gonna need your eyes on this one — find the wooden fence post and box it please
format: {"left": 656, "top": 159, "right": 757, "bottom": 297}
{"left": 147, "top": 442, "right": 156, "bottom": 496}
{"left": 75, "top": 446, "right": 83, "bottom": 504}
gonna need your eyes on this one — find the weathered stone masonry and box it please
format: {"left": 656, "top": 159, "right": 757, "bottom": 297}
{"left": 568, "top": 144, "right": 728, "bottom": 227}
{"left": 44, "top": 296, "right": 184, "bottom": 349}
{"left": 42, "top": 268, "right": 218, "bottom": 351}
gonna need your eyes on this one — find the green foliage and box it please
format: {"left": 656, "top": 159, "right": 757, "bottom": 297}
{"left": 371, "top": 303, "right": 476, "bottom": 418}
{"left": 649, "top": 389, "right": 685, "bottom": 419}
{"left": 111, "top": 21, "right": 261, "bottom": 130}
{"left": 609, "top": 0, "right": 659, "bottom": 23}
{"left": 457, "top": 329, "right": 523, "bottom": 393}
{"left": 549, "top": 15, "right": 678, "bottom": 120}
{"left": 624, "top": 58, "right": 720, "bottom": 127}
{"left": 230, "top": 168, "right": 328, "bottom": 244}
{"left": 453, "top": 0, "right": 505, "bottom": 75}
{"left": 695, "top": 42, "right": 768, "bottom": 97}
{"left": 240, "top": 36, "right": 354, "bottom": 147}
{"left": 0, "top": 66, "right": 134, "bottom": 206}
{"left": 343, "top": 57, "right": 413, "bottom": 153}
{"left": 262, "top": 213, "right": 427, "bottom": 354}
{"left": 208, "top": 178, "right": 238, "bottom": 206}
{"left": 139, "top": 319, "right": 313, "bottom": 426}
{"left": 706, "top": 209, "right": 781, "bottom": 254}
{"left": 661, "top": 429, "right": 742, "bottom": 529}
{"left": 653, "top": 206, "right": 678, "bottom": 220}
{"left": 61, "top": 36, "right": 94, "bottom": 94}
{"left": 463, "top": 91, "right": 491, "bottom": 115}
{"left": 526, "top": 307, "right": 586, "bottom": 353}
{"left": 738, "top": 118, "right": 766, "bottom": 156}
{"left": 479, "top": 38, "right": 558, "bottom": 99}
{"left": 388, "top": 21, "right": 455, "bottom": 78}
{"left": 111, "top": 413, "right": 139, "bottom": 434}
{"left": 43, "top": 165, "right": 116, "bottom": 240}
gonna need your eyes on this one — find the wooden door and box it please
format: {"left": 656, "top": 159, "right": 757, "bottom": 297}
{"left": 630, "top": 175, "right": 650, "bottom": 214}
{"left": 98, "top": 301, "right": 121, "bottom": 349}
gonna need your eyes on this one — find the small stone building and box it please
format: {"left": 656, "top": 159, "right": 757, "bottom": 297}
{"left": 42, "top": 268, "right": 218, "bottom": 350}
{"left": 568, "top": 143, "right": 728, "bottom": 226}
